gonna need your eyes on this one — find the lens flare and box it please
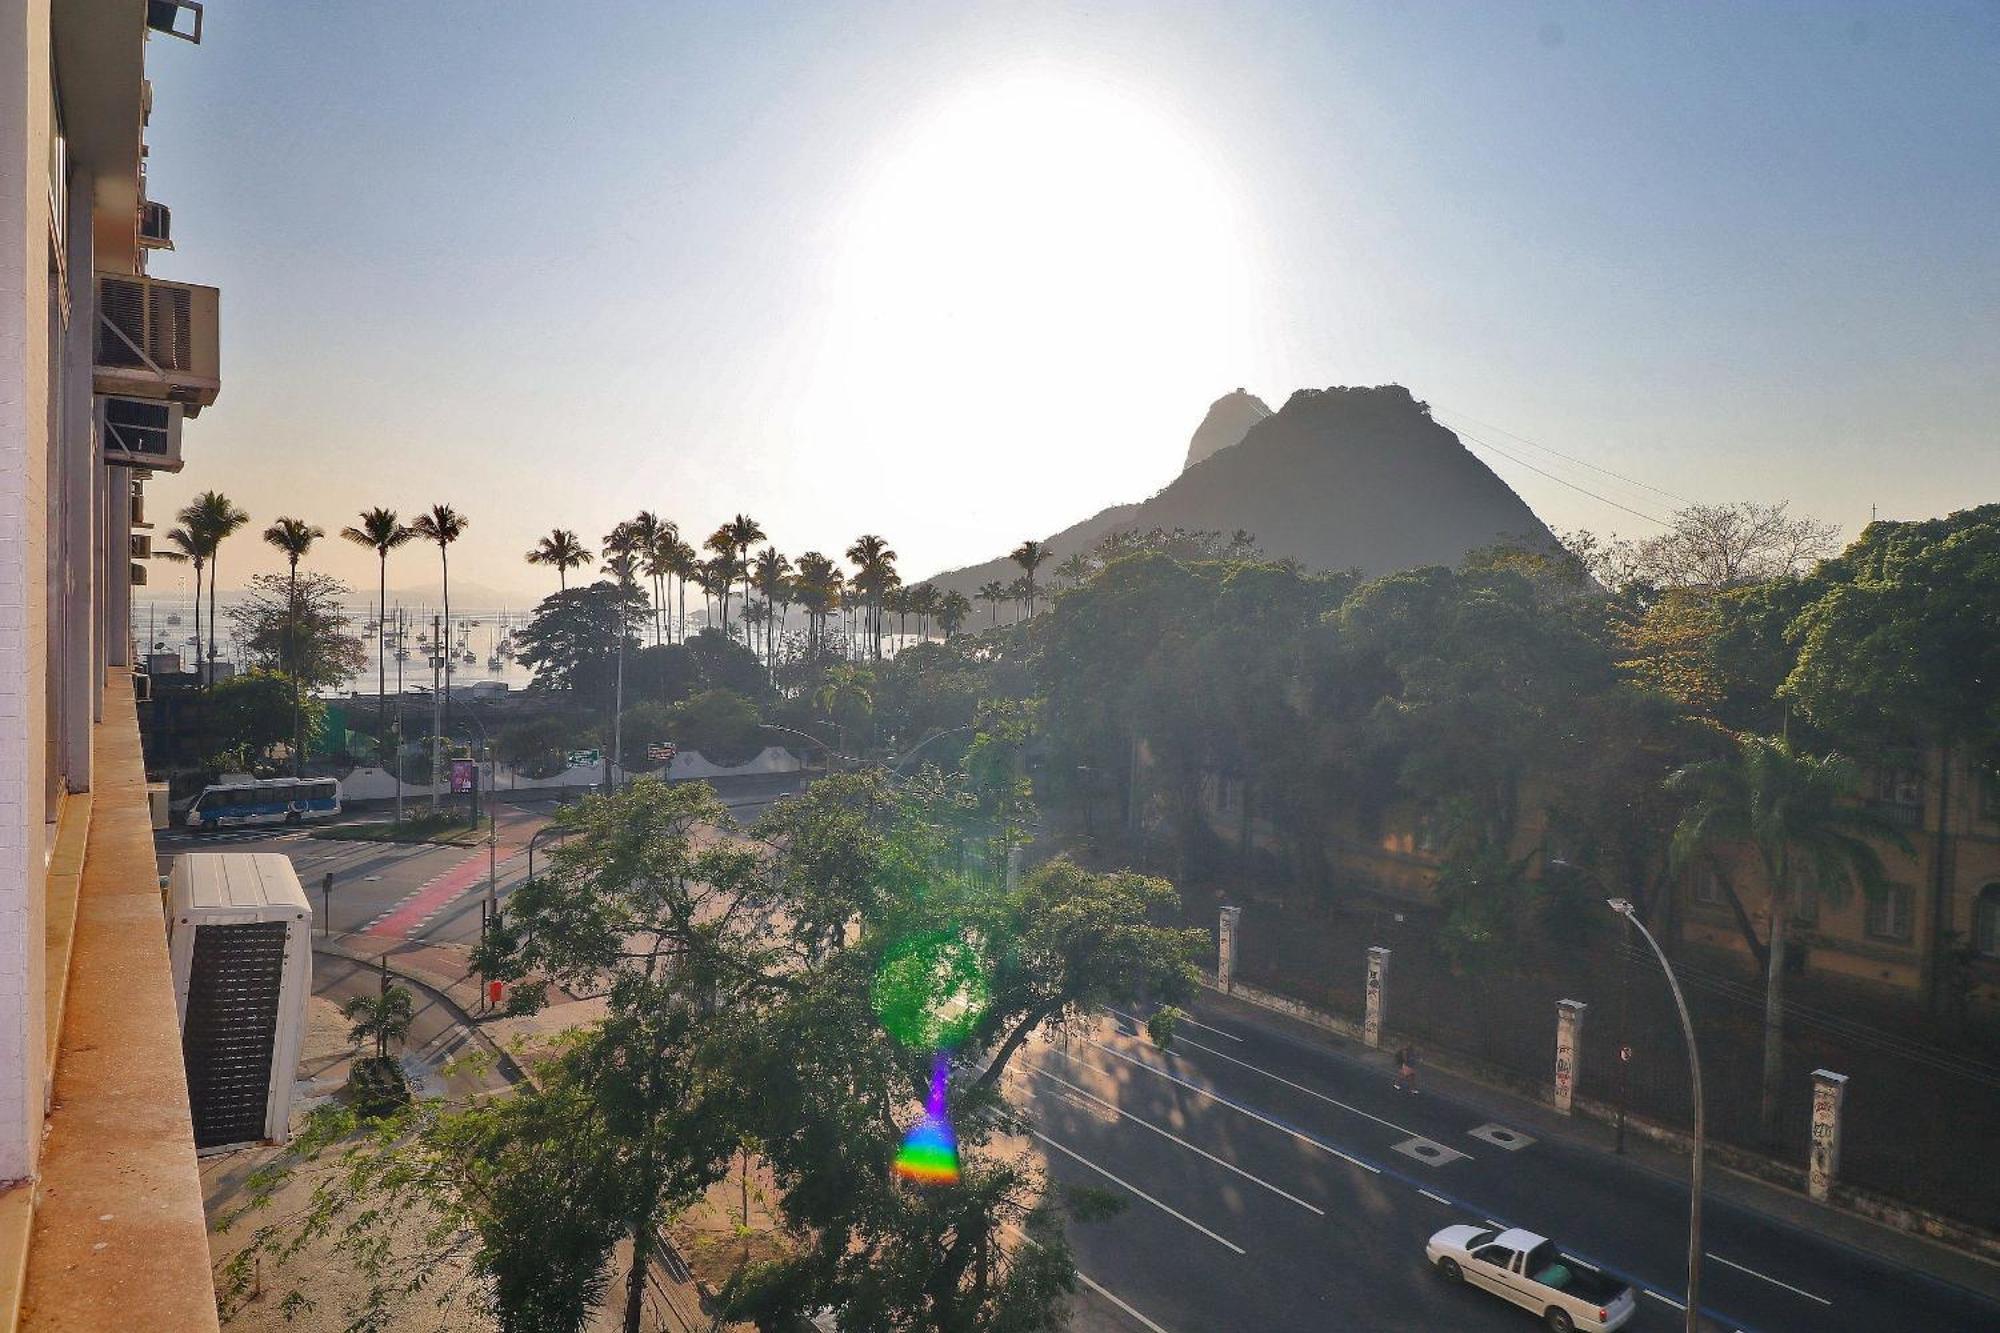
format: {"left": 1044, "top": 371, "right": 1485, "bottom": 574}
{"left": 893, "top": 1054, "right": 961, "bottom": 1185}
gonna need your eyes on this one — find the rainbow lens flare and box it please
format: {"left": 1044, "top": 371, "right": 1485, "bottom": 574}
{"left": 893, "top": 1054, "right": 961, "bottom": 1185}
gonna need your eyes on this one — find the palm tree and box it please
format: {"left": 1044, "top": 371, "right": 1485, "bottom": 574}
{"left": 814, "top": 663, "right": 875, "bottom": 768}
{"left": 262, "top": 516, "right": 325, "bottom": 775}
{"left": 703, "top": 526, "right": 741, "bottom": 635}
{"left": 154, "top": 525, "right": 204, "bottom": 673}
{"left": 180, "top": 491, "right": 249, "bottom": 682}
{"left": 664, "top": 535, "right": 699, "bottom": 644}
{"left": 792, "top": 552, "right": 842, "bottom": 660}
{"left": 600, "top": 524, "right": 644, "bottom": 790}
{"left": 1054, "top": 551, "right": 1094, "bottom": 588}
{"left": 634, "top": 515, "right": 678, "bottom": 646}
{"left": 1669, "top": 733, "right": 1914, "bottom": 1142}
{"left": 976, "top": 580, "right": 1008, "bottom": 629}
{"left": 1007, "top": 575, "right": 1032, "bottom": 619}
{"left": 937, "top": 589, "right": 972, "bottom": 639}
{"left": 752, "top": 547, "right": 792, "bottom": 677}
{"left": 910, "top": 582, "right": 940, "bottom": 641}
{"left": 722, "top": 513, "right": 765, "bottom": 640}
{"left": 410, "top": 504, "right": 470, "bottom": 765}
{"left": 1009, "top": 539, "right": 1049, "bottom": 616}
{"left": 341, "top": 509, "right": 414, "bottom": 771}
{"left": 341, "top": 985, "right": 416, "bottom": 1061}
{"left": 844, "top": 534, "right": 897, "bottom": 660}
{"left": 525, "top": 528, "right": 592, "bottom": 592}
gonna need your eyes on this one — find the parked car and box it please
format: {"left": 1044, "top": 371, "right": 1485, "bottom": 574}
{"left": 1426, "top": 1224, "right": 1636, "bottom": 1332}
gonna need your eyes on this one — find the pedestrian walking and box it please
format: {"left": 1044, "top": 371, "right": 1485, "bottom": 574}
{"left": 1395, "top": 1043, "right": 1418, "bottom": 1094}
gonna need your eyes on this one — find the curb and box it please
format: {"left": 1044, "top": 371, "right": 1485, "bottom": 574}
{"left": 1201, "top": 973, "right": 2000, "bottom": 1270}
{"left": 313, "top": 936, "right": 530, "bottom": 1087}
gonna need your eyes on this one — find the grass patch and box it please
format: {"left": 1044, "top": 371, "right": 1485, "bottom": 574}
{"left": 312, "top": 812, "right": 482, "bottom": 845}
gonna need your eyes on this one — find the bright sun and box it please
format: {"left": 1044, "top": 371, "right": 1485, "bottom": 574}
{"left": 800, "top": 69, "right": 1258, "bottom": 541}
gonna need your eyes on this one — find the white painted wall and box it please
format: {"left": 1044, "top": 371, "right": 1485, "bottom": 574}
{"left": 336, "top": 746, "right": 805, "bottom": 803}
{"left": 0, "top": 0, "right": 55, "bottom": 1182}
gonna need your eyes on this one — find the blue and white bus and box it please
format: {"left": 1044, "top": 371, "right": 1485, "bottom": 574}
{"left": 185, "top": 778, "right": 342, "bottom": 831}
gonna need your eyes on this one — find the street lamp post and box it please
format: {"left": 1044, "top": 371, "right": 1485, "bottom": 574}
{"left": 1610, "top": 896, "right": 1704, "bottom": 1333}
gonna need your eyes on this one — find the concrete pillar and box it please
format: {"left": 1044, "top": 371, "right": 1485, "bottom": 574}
{"left": 1808, "top": 1069, "right": 1848, "bottom": 1202}
{"left": 107, "top": 463, "right": 130, "bottom": 665}
{"left": 1554, "top": 999, "right": 1587, "bottom": 1114}
{"left": 1364, "top": 946, "right": 1390, "bottom": 1049}
{"left": 57, "top": 164, "right": 94, "bottom": 789}
{"left": 1217, "top": 905, "right": 1241, "bottom": 994}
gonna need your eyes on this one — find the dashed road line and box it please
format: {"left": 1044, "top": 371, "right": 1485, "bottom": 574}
{"left": 1077, "top": 1267, "right": 1175, "bottom": 1333}
{"left": 1106, "top": 1005, "right": 1242, "bottom": 1043}
{"left": 1707, "top": 1252, "right": 1832, "bottom": 1306}
{"left": 1417, "top": 1189, "right": 1453, "bottom": 1206}
{"left": 1644, "top": 1290, "right": 1686, "bottom": 1310}
{"left": 1068, "top": 1041, "right": 1380, "bottom": 1175}
{"left": 1028, "top": 1067, "right": 1325, "bottom": 1215}
{"left": 1131, "top": 1026, "right": 1462, "bottom": 1153}
{"left": 1031, "top": 1131, "right": 1246, "bottom": 1254}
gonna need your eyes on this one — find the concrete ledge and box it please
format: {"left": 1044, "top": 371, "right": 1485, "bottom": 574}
{"left": 42, "top": 791, "right": 93, "bottom": 1076}
{"left": 20, "top": 673, "right": 218, "bottom": 1332}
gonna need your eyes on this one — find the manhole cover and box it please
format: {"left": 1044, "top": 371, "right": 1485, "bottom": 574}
{"left": 1469, "top": 1123, "right": 1535, "bottom": 1151}
{"left": 1393, "top": 1136, "right": 1468, "bottom": 1166}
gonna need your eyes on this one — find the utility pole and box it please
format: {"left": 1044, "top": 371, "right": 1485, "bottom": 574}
{"left": 321, "top": 871, "right": 333, "bottom": 938}
{"left": 429, "top": 613, "right": 443, "bottom": 815}
{"left": 393, "top": 607, "right": 405, "bottom": 824}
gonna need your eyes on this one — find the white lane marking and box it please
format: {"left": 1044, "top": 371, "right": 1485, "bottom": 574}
{"left": 1645, "top": 1290, "right": 1686, "bottom": 1310}
{"left": 1077, "top": 1267, "right": 1175, "bottom": 1333}
{"left": 1069, "top": 1042, "right": 1380, "bottom": 1175}
{"left": 1706, "top": 1252, "right": 1832, "bottom": 1306}
{"left": 1417, "top": 1189, "right": 1453, "bottom": 1206}
{"left": 1106, "top": 1005, "right": 1241, "bottom": 1043}
{"left": 1132, "top": 1027, "right": 1464, "bottom": 1153}
{"left": 1029, "top": 1067, "right": 1325, "bottom": 1215}
{"left": 1483, "top": 1219, "right": 1504, "bottom": 1229}
{"left": 1012, "top": 1231, "right": 1176, "bottom": 1333}
{"left": 1032, "top": 1131, "right": 1246, "bottom": 1253}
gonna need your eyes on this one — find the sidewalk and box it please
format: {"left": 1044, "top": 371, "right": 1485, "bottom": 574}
{"left": 1195, "top": 981, "right": 2000, "bottom": 1309}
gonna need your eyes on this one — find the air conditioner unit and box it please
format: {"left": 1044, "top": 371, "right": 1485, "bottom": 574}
{"left": 146, "top": 0, "right": 204, "bottom": 44}
{"left": 167, "top": 854, "right": 311, "bottom": 1151}
{"left": 131, "top": 484, "right": 150, "bottom": 527}
{"left": 140, "top": 199, "right": 173, "bottom": 250}
{"left": 97, "top": 395, "right": 184, "bottom": 472}
{"left": 130, "top": 532, "right": 153, "bottom": 559}
{"left": 130, "top": 561, "right": 148, "bottom": 587}
{"left": 93, "top": 273, "right": 220, "bottom": 413}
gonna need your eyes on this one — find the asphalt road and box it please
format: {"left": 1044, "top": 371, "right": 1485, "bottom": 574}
{"left": 1009, "top": 997, "right": 2000, "bottom": 1332}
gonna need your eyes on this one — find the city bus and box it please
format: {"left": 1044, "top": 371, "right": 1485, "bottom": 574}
{"left": 185, "top": 777, "right": 342, "bottom": 831}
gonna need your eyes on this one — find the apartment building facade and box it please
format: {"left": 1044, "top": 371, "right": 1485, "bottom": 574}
{"left": 2, "top": 1, "right": 218, "bottom": 1326}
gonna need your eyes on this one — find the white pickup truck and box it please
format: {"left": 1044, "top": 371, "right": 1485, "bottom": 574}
{"left": 1426, "top": 1224, "right": 1637, "bottom": 1332}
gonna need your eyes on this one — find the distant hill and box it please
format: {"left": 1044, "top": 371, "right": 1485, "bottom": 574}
{"left": 1183, "top": 388, "right": 1272, "bottom": 470}
{"left": 922, "top": 384, "right": 1557, "bottom": 599}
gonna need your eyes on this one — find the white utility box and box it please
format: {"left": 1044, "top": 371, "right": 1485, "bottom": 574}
{"left": 166, "top": 853, "right": 312, "bottom": 1152}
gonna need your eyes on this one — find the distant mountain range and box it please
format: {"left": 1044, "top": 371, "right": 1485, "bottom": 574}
{"left": 921, "top": 383, "right": 1557, "bottom": 598}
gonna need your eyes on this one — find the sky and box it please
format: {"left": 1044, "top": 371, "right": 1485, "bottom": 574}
{"left": 139, "top": 1, "right": 2000, "bottom": 600}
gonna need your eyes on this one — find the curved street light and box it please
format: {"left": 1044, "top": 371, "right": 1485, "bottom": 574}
{"left": 1607, "top": 894, "right": 1705, "bottom": 1333}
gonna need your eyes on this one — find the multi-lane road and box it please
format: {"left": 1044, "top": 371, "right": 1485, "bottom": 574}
{"left": 1009, "top": 998, "right": 2000, "bottom": 1332}
{"left": 159, "top": 785, "right": 2000, "bottom": 1332}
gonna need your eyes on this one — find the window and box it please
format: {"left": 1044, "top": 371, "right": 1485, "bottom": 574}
{"left": 1473, "top": 1245, "right": 1517, "bottom": 1268}
{"left": 1690, "top": 863, "right": 1726, "bottom": 907}
{"left": 1979, "top": 769, "right": 2000, "bottom": 824}
{"left": 1413, "top": 808, "right": 1441, "bottom": 855}
{"left": 1866, "top": 885, "right": 1914, "bottom": 942}
{"left": 1873, "top": 766, "right": 1923, "bottom": 808}
{"left": 1976, "top": 886, "right": 2000, "bottom": 960}
{"left": 1791, "top": 868, "right": 1819, "bottom": 926}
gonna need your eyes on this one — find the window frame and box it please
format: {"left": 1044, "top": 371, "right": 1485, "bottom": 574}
{"left": 1865, "top": 884, "right": 1915, "bottom": 943}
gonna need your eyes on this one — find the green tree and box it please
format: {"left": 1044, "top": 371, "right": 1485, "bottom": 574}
{"left": 1009, "top": 539, "right": 1050, "bottom": 616}
{"left": 152, "top": 525, "right": 204, "bottom": 674}
{"left": 846, "top": 534, "right": 898, "bottom": 659}
{"left": 526, "top": 527, "right": 594, "bottom": 592}
{"left": 497, "top": 715, "right": 575, "bottom": 779}
{"left": 668, "top": 688, "right": 764, "bottom": 765}
{"left": 975, "top": 580, "right": 1008, "bottom": 628}
{"left": 340, "top": 508, "right": 414, "bottom": 768}
{"left": 180, "top": 490, "right": 250, "bottom": 681}
{"left": 204, "top": 669, "right": 315, "bottom": 768}
{"left": 937, "top": 589, "right": 971, "bottom": 639}
{"left": 1669, "top": 734, "right": 1914, "bottom": 1141}
{"left": 814, "top": 663, "right": 875, "bottom": 762}
{"left": 411, "top": 503, "right": 470, "bottom": 748}
{"left": 228, "top": 572, "right": 365, "bottom": 693}
{"left": 340, "top": 984, "right": 415, "bottom": 1061}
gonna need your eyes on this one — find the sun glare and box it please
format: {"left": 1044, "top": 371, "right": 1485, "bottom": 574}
{"left": 802, "top": 70, "right": 1257, "bottom": 534}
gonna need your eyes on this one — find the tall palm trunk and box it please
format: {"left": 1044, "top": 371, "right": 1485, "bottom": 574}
{"left": 377, "top": 555, "right": 389, "bottom": 767}
{"left": 1761, "top": 905, "right": 1788, "bottom": 1143}
{"left": 208, "top": 553, "right": 222, "bottom": 677}
{"left": 439, "top": 546, "right": 452, "bottom": 751}
{"left": 288, "top": 556, "right": 304, "bottom": 774}
{"left": 190, "top": 560, "right": 205, "bottom": 681}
